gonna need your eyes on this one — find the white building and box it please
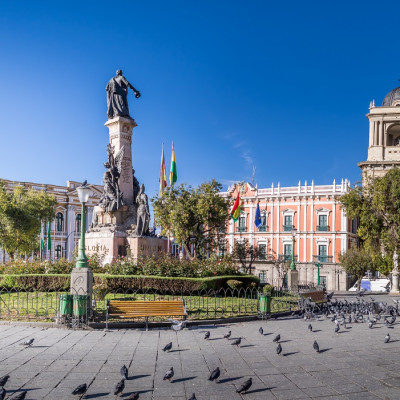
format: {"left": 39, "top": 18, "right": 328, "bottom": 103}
{"left": 0, "top": 179, "right": 102, "bottom": 262}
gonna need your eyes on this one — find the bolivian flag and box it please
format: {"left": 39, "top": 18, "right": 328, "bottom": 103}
{"left": 231, "top": 193, "right": 241, "bottom": 222}
{"left": 169, "top": 142, "right": 177, "bottom": 185}
{"left": 159, "top": 144, "right": 167, "bottom": 195}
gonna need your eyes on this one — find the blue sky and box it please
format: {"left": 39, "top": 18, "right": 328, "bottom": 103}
{"left": 1, "top": 1, "right": 400, "bottom": 198}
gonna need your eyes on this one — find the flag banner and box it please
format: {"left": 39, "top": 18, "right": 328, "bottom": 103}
{"left": 159, "top": 144, "right": 167, "bottom": 195}
{"left": 231, "top": 193, "right": 241, "bottom": 222}
{"left": 47, "top": 221, "right": 51, "bottom": 251}
{"left": 169, "top": 141, "right": 177, "bottom": 185}
{"left": 255, "top": 202, "right": 262, "bottom": 227}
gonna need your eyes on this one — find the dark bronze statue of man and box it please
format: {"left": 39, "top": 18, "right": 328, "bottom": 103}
{"left": 106, "top": 69, "right": 141, "bottom": 119}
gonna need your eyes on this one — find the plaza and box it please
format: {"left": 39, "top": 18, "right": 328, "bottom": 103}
{"left": 0, "top": 296, "right": 400, "bottom": 400}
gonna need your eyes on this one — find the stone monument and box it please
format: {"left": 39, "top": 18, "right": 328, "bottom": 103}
{"left": 85, "top": 70, "right": 167, "bottom": 264}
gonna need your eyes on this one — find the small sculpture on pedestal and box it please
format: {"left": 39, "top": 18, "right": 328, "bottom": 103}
{"left": 135, "top": 184, "right": 150, "bottom": 236}
{"left": 99, "top": 144, "right": 125, "bottom": 212}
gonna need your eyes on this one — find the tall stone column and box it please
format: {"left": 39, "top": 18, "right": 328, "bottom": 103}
{"left": 104, "top": 116, "right": 137, "bottom": 205}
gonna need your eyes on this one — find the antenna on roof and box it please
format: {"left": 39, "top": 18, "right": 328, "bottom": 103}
{"left": 252, "top": 166, "right": 256, "bottom": 186}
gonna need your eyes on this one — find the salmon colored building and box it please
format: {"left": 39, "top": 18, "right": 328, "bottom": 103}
{"left": 221, "top": 180, "right": 358, "bottom": 291}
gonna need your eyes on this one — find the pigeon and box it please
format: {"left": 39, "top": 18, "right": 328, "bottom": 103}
{"left": 72, "top": 383, "right": 87, "bottom": 395}
{"left": 259, "top": 327, "right": 263, "bottom": 335}
{"left": 204, "top": 331, "right": 210, "bottom": 340}
{"left": 334, "top": 324, "right": 340, "bottom": 334}
{"left": 114, "top": 378, "right": 125, "bottom": 396}
{"left": 120, "top": 364, "right": 128, "bottom": 379}
{"left": 0, "top": 375, "right": 9, "bottom": 387}
{"left": 188, "top": 394, "right": 197, "bottom": 400}
{"left": 308, "top": 324, "right": 312, "bottom": 332}
{"left": 162, "top": 342, "right": 172, "bottom": 352}
{"left": 163, "top": 367, "right": 174, "bottom": 382}
{"left": 81, "top": 180, "right": 88, "bottom": 186}
{"left": 236, "top": 377, "right": 252, "bottom": 393}
{"left": 9, "top": 392, "right": 27, "bottom": 400}
{"left": 273, "top": 334, "right": 280, "bottom": 342}
{"left": 0, "top": 388, "right": 5, "bottom": 400}
{"left": 276, "top": 343, "right": 282, "bottom": 355}
{"left": 385, "top": 333, "right": 390, "bottom": 343}
{"left": 20, "top": 338, "right": 34, "bottom": 347}
{"left": 368, "top": 321, "right": 373, "bottom": 329}
{"left": 224, "top": 331, "right": 231, "bottom": 339}
{"left": 126, "top": 393, "right": 139, "bottom": 400}
{"left": 167, "top": 318, "right": 191, "bottom": 331}
{"left": 209, "top": 367, "right": 220, "bottom": 382}
{"left": 313, "top": 340, "right": 320, "bottom": 353}
{"left": 231, "top": 337, "right": 241, "bottom": 346}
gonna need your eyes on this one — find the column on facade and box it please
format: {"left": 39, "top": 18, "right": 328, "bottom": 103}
{"left": 379, "top": 120, "right": 384, "bottom": 146}
{"left": 369, "top": 119, "right": 374, "bottom": 146}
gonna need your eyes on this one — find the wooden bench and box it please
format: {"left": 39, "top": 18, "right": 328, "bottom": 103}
{"left": 300, "top": 291, "right": 327, "bottom": 306}
{"left": 106, "top": 299, "right": 187, "bottom": 330}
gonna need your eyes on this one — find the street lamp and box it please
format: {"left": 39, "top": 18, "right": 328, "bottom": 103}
{"left": 75, "top": 184, "right": 91, "bottom": 268}
{"left": 290, "top": 228, "right": 297, "bottom": 271}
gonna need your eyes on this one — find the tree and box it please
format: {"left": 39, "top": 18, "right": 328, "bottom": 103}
{"left": 339, "top": 247, "right": 375, "bottom": 290}
{"left": 233, "top": 239, "right": 259, "bottom": 274}
{"left": 0, "top": 182, "right": 57, "bottom": 259}
{"left": 152, "top": 180, "right": 230, "bottom": 260}
{"left": 340, "top": 168, "right": 400, "bottom": 275}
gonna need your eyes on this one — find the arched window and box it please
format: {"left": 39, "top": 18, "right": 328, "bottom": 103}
{"left": 56, "top": 212, "right": 64, "bottom": 232}
{"left": 76, "top": 213, "right": 81, "bottom": 232}
{"left": 55, "top": 244, "right": 63, "bottom": 259}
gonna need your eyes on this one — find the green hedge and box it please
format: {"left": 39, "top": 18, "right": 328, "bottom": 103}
{"left": 0, "top": 274, "right": 260, "bottom": 293}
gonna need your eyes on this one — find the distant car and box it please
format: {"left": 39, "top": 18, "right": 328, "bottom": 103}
{"left": 349, "top": 278, "right": 390, "bottom": 293}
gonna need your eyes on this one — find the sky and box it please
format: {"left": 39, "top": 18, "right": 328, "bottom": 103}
{"left": 1, "top": 1, "right": 400, "bottom": 199}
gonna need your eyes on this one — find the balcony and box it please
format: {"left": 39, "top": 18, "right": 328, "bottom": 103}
{"left": 313, "top": 255, "right": 333, "bottom": 263}
{"left": 237, "top": 226, "right": 246, "bottom": 232}
{"left": 282, "top": 224, "right": 294, "bottom": 231}
{"left": 317, "top": 225, "right": 330, "bottom": 232}
{"left": 258, "top": 225, "right": 267, "bottom": 232}
{"left": 279, "top": 254, "right": 298, "bottom": 262}
{"left": 257, "top": 254, "right": 275, "bottom": 261}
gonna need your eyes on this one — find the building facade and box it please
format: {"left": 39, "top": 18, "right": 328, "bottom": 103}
{"left": 221, "top": 180, "right": 358, "bottom": 291}
{"left": 359, "top": 85, "right": 400, "bottom": 181}
{"left": 0, "top": 179, "right": 103, "bottom": 262}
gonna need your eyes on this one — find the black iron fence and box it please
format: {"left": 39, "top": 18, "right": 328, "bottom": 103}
{"left": 0, "top": 285, "right": 313, "bottom": 325}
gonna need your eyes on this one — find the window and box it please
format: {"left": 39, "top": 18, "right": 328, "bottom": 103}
{"left": 283, "top": 215, "right": 293, "bottom": 231}
{"left": 258, "top": 244, "right": 266, "bottom": 260}
{"left": 55, "top": 244, "right": 63, "bottom": 260}
{"left": 238, "top": 216, "right": 246, "bottom": 232}
{"left": 284, "top": 243, "right": 292, "bottom": 261}
{"left": 217, "top": 241, "right": 226, "bottom": 257}
{"left": 172, "top": 243, "right": 180, "bottom": 257}
{"left": 76, "top": 213, "right": 81, "bottom": 233}
{"left": 318, "top": 245, "right": 328, "bottom": 262}
{"left": 318, "top": 215, "right": 328, "bottom": 231}
{"left": 259, "top": 271, "right": 266, "bottom": 284}
{"left": 56, "top": 212, "right": 64, "bottom": 232}
{"left": 319, "top": 276, "right": 327, "bottom": 287}
{"left": 259, "top": 215, "right": 267, "bottom": 231}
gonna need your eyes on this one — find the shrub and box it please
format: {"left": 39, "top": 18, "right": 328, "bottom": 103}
{"left": 263, "top": 284, "right": 274, "bottom": 295}
{"left": 227, "top": 279, "right": 243, "bottom": 290}
{"left": 0, "top": 273, "right": 259, "bottom": 293}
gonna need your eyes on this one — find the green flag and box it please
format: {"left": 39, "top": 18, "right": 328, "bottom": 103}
{"left": 40, "top": 225, "right": 45, "bottom": 251}
{"left": 47, "top": 221, "right": 51, "bottom": 251}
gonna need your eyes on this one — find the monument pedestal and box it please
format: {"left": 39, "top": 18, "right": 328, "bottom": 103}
{"left": 127, "top": 236, "right": 168, "bottom": 261}
{"left": 390, "top": 271, "right": 400, "bottom": 295}
{"left": 70, "top": 267, "right": 93, "bottom": 317}
{"left": 287, "top": 270, "right": 299, "bottom": 292}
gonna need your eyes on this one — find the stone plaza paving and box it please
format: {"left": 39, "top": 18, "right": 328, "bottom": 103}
{"left": 1, "top": 308, "right": 400, "bottom": 399}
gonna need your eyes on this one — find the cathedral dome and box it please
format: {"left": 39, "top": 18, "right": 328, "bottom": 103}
{"left": 382, "top": 87, "right": 400, "bottom": 106}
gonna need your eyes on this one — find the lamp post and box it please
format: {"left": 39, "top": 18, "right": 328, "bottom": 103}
{"left": 75, "top": 185, "right": 91, "bottom": 268}
{"left": 290, "top": 228, "right": 297, "bottom": 271}
{"left": 314, "top": 262, "right": 321, "bottom": 286}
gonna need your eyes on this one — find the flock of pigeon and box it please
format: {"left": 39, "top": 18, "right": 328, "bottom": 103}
{"left": 0, "top": 293, "right": 398, "bottom": 399}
